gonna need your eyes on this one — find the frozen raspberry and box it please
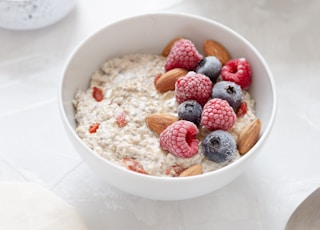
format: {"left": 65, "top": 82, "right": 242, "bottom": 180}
{"left": 165, "top": 39, "right": 203, "bottom": 71}
{"left": 201, "top": 98, "right": 236, "bottom": 131}
{"left": 160, "top": 120, "right": 199, "bottom": 158}
{"left": 175, "top": 72, "right": 213, "bottom": 106}
{"left": 221, "top": 58, "right": 252, "bottom": 89}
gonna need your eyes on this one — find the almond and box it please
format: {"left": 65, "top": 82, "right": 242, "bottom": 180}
{"left": 237, "top": 119, "right": 261, "bottom": 155}
{"left": 155, "top": 68, "right": 188, "bottom": 93}
{"left": 162, "top": 37, "right": 183, "bottom": 57}
{"left": 179, "top": 164, "right": 203, "bottom": 177}
{"left": 203, "top": 39, "right": 231, "bottom": 65}
{"left": 145, "top": 113, "right": 178, "bottom": 135}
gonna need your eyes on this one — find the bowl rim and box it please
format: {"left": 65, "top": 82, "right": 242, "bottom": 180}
{"left": 58, "top": 12, "right": 277, "bottom": 182}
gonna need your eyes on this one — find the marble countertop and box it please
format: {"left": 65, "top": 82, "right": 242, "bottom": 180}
{"left": 1, "top": 0, "right": 320, "bottom": 229}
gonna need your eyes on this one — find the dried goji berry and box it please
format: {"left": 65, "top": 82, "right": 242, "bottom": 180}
{"left": 89, "top": 123, "right": 99, "bottom": 133}
{"left": 237, "top": 101, "right": 248, "bottom": 117}
{"left": 115, "top": 111, "right": 127, "bottom": 127}
{"left": 123, "top": 158, "right": 148, "bottom": 174}
{"left": 92, "top": 86, "right": 103, "bottom": 102}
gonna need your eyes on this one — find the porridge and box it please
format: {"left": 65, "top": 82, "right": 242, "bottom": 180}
{"left": 73, "top": 38, "right": 259, "bottom": 177}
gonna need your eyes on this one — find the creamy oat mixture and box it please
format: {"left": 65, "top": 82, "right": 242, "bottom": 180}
{"left": 73, "top": 54, "right": 257, "bottom": 177}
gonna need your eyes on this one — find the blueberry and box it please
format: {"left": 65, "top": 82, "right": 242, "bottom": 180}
{"left": 211, "top": 81, "right": 243, "bottom": 111}
{"left": 202, "top": 130, "right": 236, "bottom": 163}
{"left": 177, "top": 100, "right": 202, "bottom": 126}
{"left": 195, "top": 56, "right": 222, "bottom": 83}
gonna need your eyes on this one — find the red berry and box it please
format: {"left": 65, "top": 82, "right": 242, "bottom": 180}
{"left": 221, "top": 58, "right": 252, "bottom": 89}
{"left": 154, "top": 73, "right": 162, "bottom": 86}
{"left": 115, "top": 111, "right": 127, "bottom": 127}
{"left": 92, "top": 86, "right": 104, "bottom": 102}
{"left": 160, "top": 120, "right": 199, "bottom": 158}
{"left": 89, "top": 123, "right": 99, "bottom": 133}
{"left": 165, "top": 39, "right": 203, "bottom": 71}
{"left": 201, "top": 98, "right": 236, "bottom": 131}
{"left": 236, "top": 101, "right": 248, "bottom": 117}
{"left": 123, "top": 158, "right": 148, "bottom": 174}
{"left": 175, "top": 72, "right": 213, "bottom": 106}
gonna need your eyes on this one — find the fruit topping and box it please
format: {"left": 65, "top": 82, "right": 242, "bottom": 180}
{"left": 162, "top": 37, "right": 183, "bottom": 57}
{"left": 203, "top": 39, "right": 231, "bottom": 65}
{"left": 177, "top": 100, "right": 203, "bottom": 126}
{"left": 236, "top": 101, "right": 248, "bottom": 117}
{"left": 123, "top": 158, "right": 148, "bottom": 174}
{"left": 165, "top": 39, "right": 203, "bottom": 71}
{"left": 115, "top": 111, "right": 127, "bottom": 127}
{"left": 201, "top": 98, "right": 236, "bottom": 131}
{"left": 195, "top": 56, "right": 222, "bottom": 83}
{"left": 211, "top": 81, "right": 243, "bottom": 111}
{"left": 125, "top": 38, "right": 259, "bottom": 174}
{"left": 221, "top": 58, "right": 252, "bottom": 89}
{"left": 92, "top": 86, "right": 103, "bottom": 102}
{"left": 175, "top": 72, "right": 213, "bottom": 106}
{"left": 202, "top": 130, "right": 236, "bottom": 163}
{"left": 89, "top": 123, "right": 99, "bottom": 133}
{"left": 160, "top": 120, "right": 199, "bottom": 158}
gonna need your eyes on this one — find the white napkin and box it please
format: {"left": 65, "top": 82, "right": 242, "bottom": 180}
{"left": 0, "top": 182, "right": 87, "bottom": 230}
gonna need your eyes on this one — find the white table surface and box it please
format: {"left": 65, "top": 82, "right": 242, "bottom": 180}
{"left": 1, "top": 0, "right": 320, "bottom": 229}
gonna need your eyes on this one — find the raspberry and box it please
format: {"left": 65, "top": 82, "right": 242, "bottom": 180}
{"left": 221, "top": 58, "right": 252, "bottom": 89}
{"left": 201, "top": 98, "right": 236, "bottom": 131}
{"left": 175, "top": 72, "right": 213, "bottom": 106}
{"left": 165, "top": 39, "right": 203, "bottom": 71}
{"left": 160, "top": 120, "right": 199, "bottom": 158}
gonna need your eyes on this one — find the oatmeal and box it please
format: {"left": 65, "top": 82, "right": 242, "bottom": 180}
{"left": 73, "top": 53, "right": 257, "bottom": 177}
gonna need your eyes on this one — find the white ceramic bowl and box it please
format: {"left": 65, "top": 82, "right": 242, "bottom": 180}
{"left": 58, "top": 13, "right": 277, "bottom": 200}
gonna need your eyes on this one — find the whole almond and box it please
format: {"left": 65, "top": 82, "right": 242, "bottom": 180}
{"left": 203, "top": 39, "right": 231, "bottom": 65}
{"left": 162, "top": 37, "right": 183, "bottom": 57}
{"left": 179, "top": 164, "right": 203, "bottom": 177}
{"left": 155, "top": 68, "right": 188, "bottom": 93}
{"left": 237, "top": 119, "right": 261, "bottom": 155}
{"left": 145, "top": 113, "right": 178, "bottom": 135}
